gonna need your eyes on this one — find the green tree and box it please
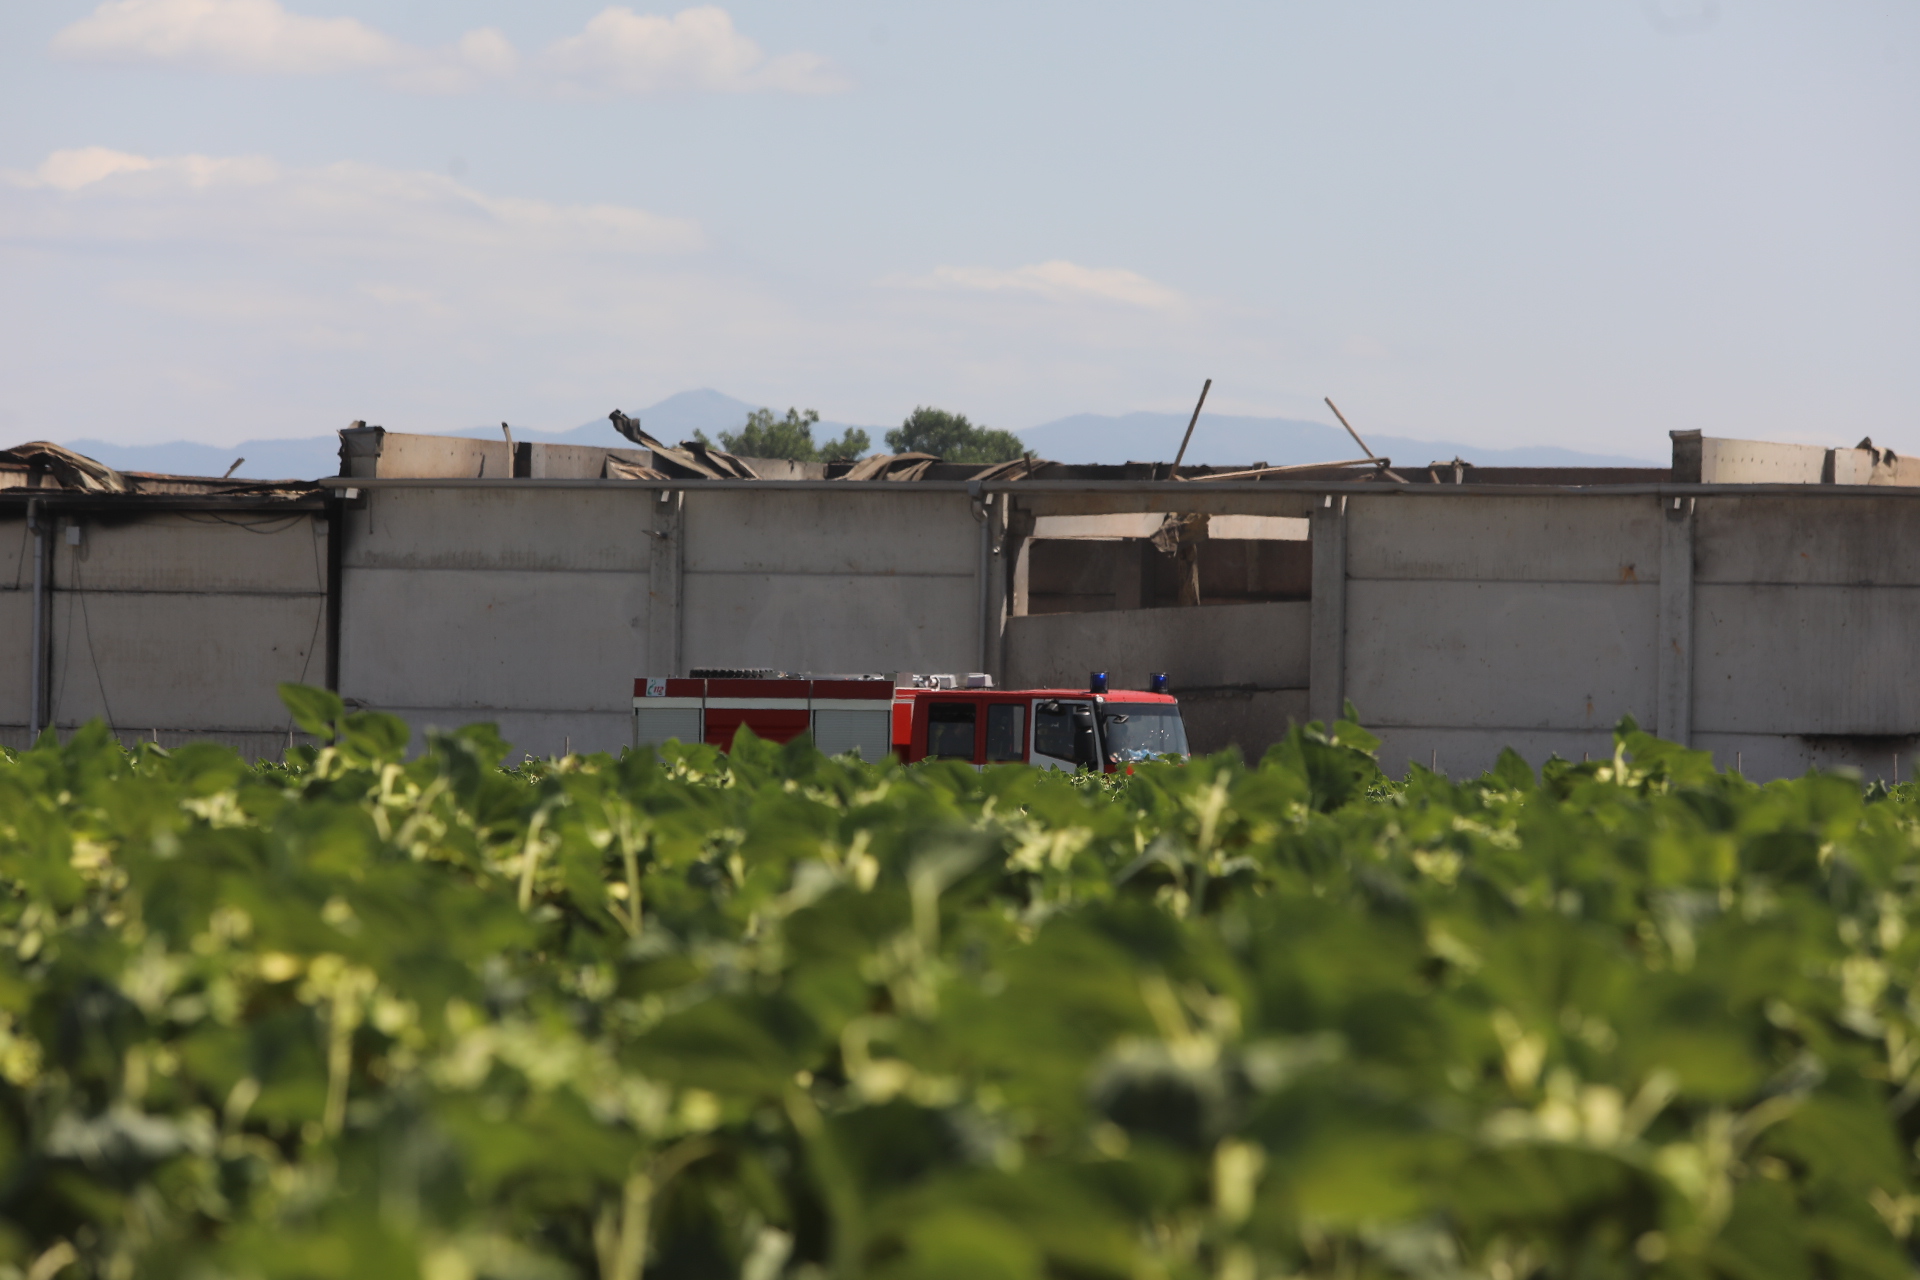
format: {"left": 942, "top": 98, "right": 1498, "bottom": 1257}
{"left": 696, "top": 408, "right": 870, "bottom": 462}
{"left": 885, "top": 406, "right": 1026, "bottom": 463}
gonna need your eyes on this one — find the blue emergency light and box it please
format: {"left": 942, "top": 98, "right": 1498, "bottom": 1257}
{"left": 1089, "top": 671, "right": 1108, "bottom": 694}
{"left": 1150, "top": 672, "right": 1169, "bottom": 694}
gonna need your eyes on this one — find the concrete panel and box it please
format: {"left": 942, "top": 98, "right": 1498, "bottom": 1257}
{"left": 1027, "top": 540, "right": 1139, "bottom": 614}
{"left": 1373, "top": 727, "right": 1623, "bottom": 781}
{"left": 682, "top": 490, "right": 978, "bottom": 576}
{"left": 357, "top": 433, "right": 511, "bottom": 480}
{"left": 0, "top": 517, "right": 29, "bottom": 580}
{"left": 1004, "top": 602, "right": 1309, "bottom": 693}
{"left": 735, "top": 458, "right": 827, "bottom": 481}
{"left": 1345, "top": 580, "right": 1658, "bottom": 730}
{"left": 1034, "top": 513, "right": 1165, "bottom": 540}
{"left": 0, "top": 589, "right": 31, "bottom": 725}
{"left": 680, "top": 573, "right": 976, "bottom": 675}
{"left": 1211, "top": 516, "right": 1308, "bottom": 541}
{"left": 46, "top": 590, "right": 327, "bottom": 731}
{"left": 1698, "top": 438, "right": 1828, "bottom": 485}
{"left": 1693, "top": 733, "right": 1917, "bottom": 784}
{"left": 526, "top": 444, "right": 654, "bottom": 479}
{"left": 1694, "top": 584, "right": 1920, "bottom": 734}
{"left": 376, "top": 709, "right": 635, "bottom": 761}
{"left": 1015, "top": 492, "right": 1321, "bottom": 519}
{"left": 1828, "top": 449, "right": 1877, "bottom": 487}
{"left": 0, "top": 726, "right": 322, "bottom": 761}
{"left": 1179, "top": 689, "right": 1309, "bottom": 759}
{"left": 346, "top": 487, "right": 649, "bottom": 572}
{"left": 1346, "top": 495, "right": 1660, "bottom": 583}
{"left": 1695, "top": 495, "right": 1920, "bottom": 586}
{"left": 1030, "top": 514, "right": 1307, "bottom": 542}
{"left": 340, "top": 568, "right": 647, "bottom": 711}
{"left": 51, "top": 512, "right": 326, "bottom": 593}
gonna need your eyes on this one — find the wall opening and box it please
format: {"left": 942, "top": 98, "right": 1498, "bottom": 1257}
{"left": 1020, "top": 513, "right": 1311, "bottom": 615}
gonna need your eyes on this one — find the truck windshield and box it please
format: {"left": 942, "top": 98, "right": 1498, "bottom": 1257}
{"left": 1099, "top": 704, "right": 1189, "bottom": 763}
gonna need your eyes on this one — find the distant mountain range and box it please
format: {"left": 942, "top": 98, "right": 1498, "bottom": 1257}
{"left": 57, "top": 388, "right": 1658, "bottom": 480}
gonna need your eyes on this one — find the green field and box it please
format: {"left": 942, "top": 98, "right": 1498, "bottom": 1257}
{"left": 0, "top": 686, "right": 1914, "bottom": 1279}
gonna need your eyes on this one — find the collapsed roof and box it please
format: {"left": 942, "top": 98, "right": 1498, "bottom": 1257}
{"left": 0, "top": 441, "right": 317, "bottom": 498}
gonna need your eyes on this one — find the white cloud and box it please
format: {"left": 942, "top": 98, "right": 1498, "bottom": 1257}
{"left": 16, "top": 147, "right": 278, "bottom": 194}
{"left": 49, "top": 0, "right": 845, "bottom": 96}
{"left": 50, "top": 0, "right": 398, "bottom": 76}
{"left": 540, "top": 6, "right": 846, "bottom": 96}
{"left": 31, "top": 146, "right": 156, "bottom": 191}
{"left": 899, "top": 260, "right": 1189, "bottom": 312}
{"left": 2, "top": 148, "right": 703, "bottom": 256}
{"left": 0, "top": 146, "right": 1231, "bottom": 451}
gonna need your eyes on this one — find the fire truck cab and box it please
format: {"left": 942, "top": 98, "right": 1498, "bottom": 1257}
{"left": 633, "top": 671, "right": 1188, "bottom": 772}
{"left": 891, "top": 673, "right": 1187, "bottom": 771}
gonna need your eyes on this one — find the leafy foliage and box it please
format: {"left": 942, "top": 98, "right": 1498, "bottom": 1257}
{"left": 884, "top": 407, "right": 1025, "bottom": 464}
{"left": 699, "top": 409, "right": 871, "bottom": 463}
{"left": 0, "top": 692, "right": 1917, "bottom": 1279}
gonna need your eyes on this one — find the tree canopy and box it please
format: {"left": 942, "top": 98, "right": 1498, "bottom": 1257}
{"left": 698, "top": 408, "right": 870, "bottom": 462}
{"left": 884, "top": 406, "right": 1026, "bottom": 463}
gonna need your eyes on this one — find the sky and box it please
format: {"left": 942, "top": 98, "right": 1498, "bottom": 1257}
{"left": 1, "top": 1, "right": 1915, "bottom": 460}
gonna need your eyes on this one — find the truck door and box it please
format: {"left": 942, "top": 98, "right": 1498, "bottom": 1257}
{"left": 984, "top": 700, "right": 1027, "bottom": 764}
{"left": 1031, "top": 699, "right": 1101, "bottom": 771}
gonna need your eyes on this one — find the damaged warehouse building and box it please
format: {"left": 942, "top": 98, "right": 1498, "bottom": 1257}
{"left": 1, "top": 420, "right": 1917, "bottom": 781}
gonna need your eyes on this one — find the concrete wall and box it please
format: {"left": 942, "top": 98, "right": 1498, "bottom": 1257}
{"left": 335, "top": 485, "right": 988, "bottom": 759}
{"left": 1335, "top": 496, "right": 1662, "bottom": 776}
{"left": 1689, "top": 495, "right": 1920, "bottom": 780}
{"left": 0, "top": 508, "right": 329, "bottom": 757}
{"left": 337, "top": 486, "right": 651, "bottom": 758}
{"left": 12, "top": 476, "right": 1920, "bottom": 783}
{"left": 344, "top": 431, "right": 513, "bottom": 480}
{"left": 1672, "top": 433, "right": 1920, "bottom": 488}
{"left": 0, "top": 518, "right": 35, "bottom": 734}
{"left": 526, "top": 443, "right": 655, "bottom": 479}
{"left": 324, "top": 483, "right": 1920, "bottom": 781}
{"left": 1699, "top": 439, "right": 1828, "bottom": 485}
{"left": 679, "top": 489, "right": 983, "bottom": 677}
{"left": 1317, "top": 491, "right": 1920, "bottom": 782}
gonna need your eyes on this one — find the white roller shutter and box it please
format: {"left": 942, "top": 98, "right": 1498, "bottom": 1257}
{"left": 813, "top": 709, "right": 891, "bottom": 760}
{"left": 634, "top": 707, "right": 702, "bottom": 748}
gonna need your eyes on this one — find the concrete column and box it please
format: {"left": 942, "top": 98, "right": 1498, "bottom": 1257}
{"left": 1006, "top": 504, "right": 1034, "bottom": 623}
{"left": 1657, "top": 496, "right": 1694, "bottom": 743}
{"left": 1308, "top": 494, "right": 1348, "bottom": 725}
{"left": 647, "top": 489, "right": 683, "bottom": 677}
{"left": 984, "top": 494, "right": 1011, "bottom": 684}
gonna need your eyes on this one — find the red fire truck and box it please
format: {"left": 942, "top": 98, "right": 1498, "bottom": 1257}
{"left": 632, "top": 671, "right": 1188, "bottom": 771}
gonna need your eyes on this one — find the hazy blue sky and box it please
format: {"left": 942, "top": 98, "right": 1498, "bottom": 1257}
{"left": 1, "top": 1, "right": 1914, "bottom": 458}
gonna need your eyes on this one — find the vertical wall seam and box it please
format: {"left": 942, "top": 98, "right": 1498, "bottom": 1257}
{"left": 647, "top": 490, "right": 684, "bottom": 677}
{"left": 26, "top": 500, "right": 46, "bottom": 739}
{"left": 1308, "top": 495, "right": 1348, "bottom": 724}
{"left": 1657, "top": 496, "right": 1695, "bottom": 743}
{"left": 324, "top": 503, "right": 344, "bottom": 692}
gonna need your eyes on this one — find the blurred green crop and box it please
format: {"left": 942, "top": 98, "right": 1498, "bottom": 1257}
{"left": 0, "top": 686, "right": 1916, "bottom": 1280}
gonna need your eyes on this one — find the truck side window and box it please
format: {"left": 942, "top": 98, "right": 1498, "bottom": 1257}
{"left": 986, "top": 703, "right": 1025, "bottom": 762}
{"left": 1033, "top": 702, "right": 1075, "bottom": 761}
{"left": 926, "top": 701, "right": 977, "bottom": 759}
